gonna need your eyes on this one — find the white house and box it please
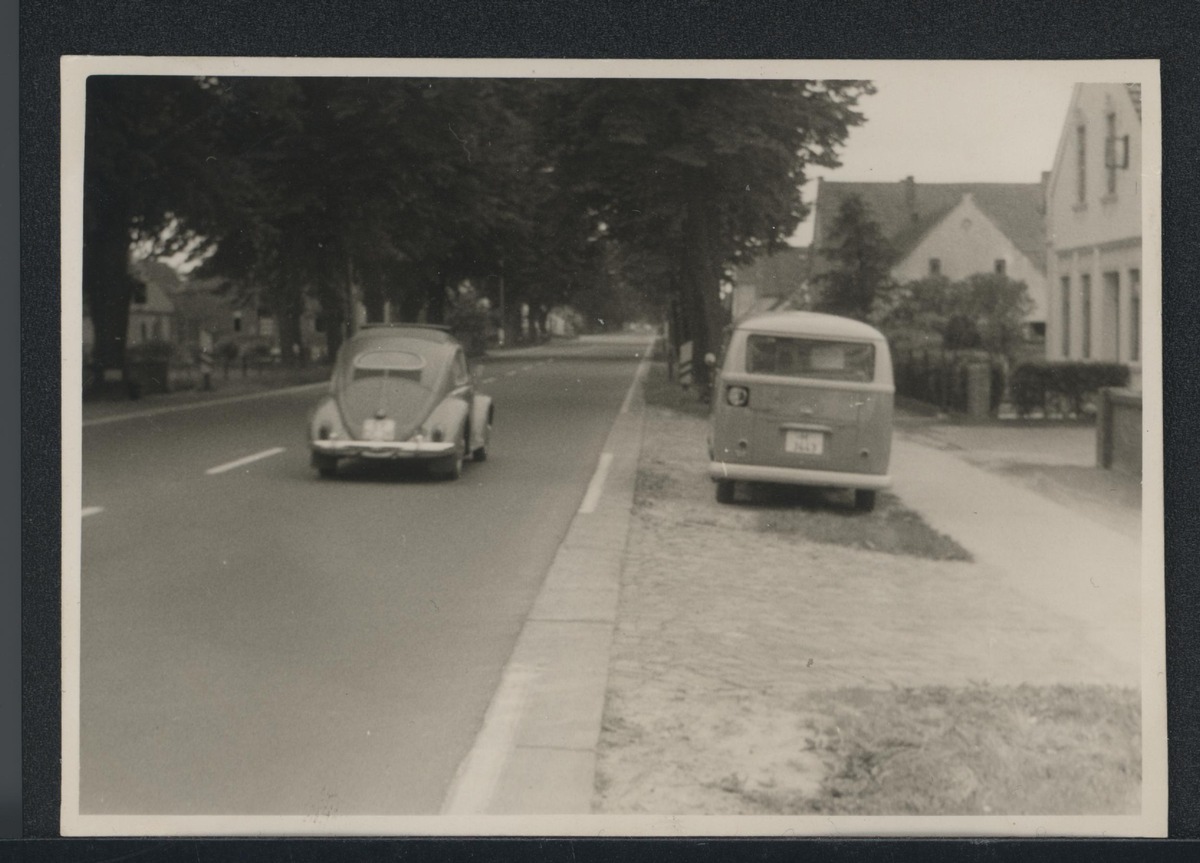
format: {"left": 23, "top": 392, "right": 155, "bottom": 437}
{"left": 808, "top": 177, "right": 1049, "bottom": 332}
{"left": 1044, "top": 83, "right": 1142, "bottom": 380}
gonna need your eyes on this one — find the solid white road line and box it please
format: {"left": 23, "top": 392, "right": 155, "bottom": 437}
{"left": 205, "top": 447, "right": 286, "bottom": 476}
{"left": 81, "top": 506, "right": 104, "bottom": 518}
{"left": 620, "top": 349, "right": 653, "bottom": 414}
{"left": 441, "top": 663, "right": 539, "bottom": 814}
{"left": 578, "top": 452, "right": 614, "bottom": 515}
{"left": 82, "top": 382, "right": 328, "bottom": 428}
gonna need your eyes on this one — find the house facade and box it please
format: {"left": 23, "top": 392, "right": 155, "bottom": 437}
{"left": 1044, "top": 83, "right": 1142, "bottom": 378}
{"left": 809, "top": 177, "right": 1049, "bottom": 331}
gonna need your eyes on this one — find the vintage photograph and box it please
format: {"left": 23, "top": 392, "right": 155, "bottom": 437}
{"left": 60, "top": 58, "right": 1164, "bottom": 836}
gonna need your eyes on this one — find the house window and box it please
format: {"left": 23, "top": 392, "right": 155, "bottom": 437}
{"left": 1061, "top": 276, "right": 1071, "bottom": 357}
{"left": 1130, "top": 268, "right": 1141, "bottom": 362}
{"left": 994, "top": 259, "right": 1007, "bottom": 276}
{"left": 233, "top": 311, "right": 243, "bottom": 333}
{"left": 1076, "top": 124, "right": 1087, "bottom": 204}
{"left": 1105, "top": 113, "right": 1118, "bottom": 196}
{"left": 929, "top": 258, "right": 941, "bottom": 276}
{"left": 1081, "top": 273, "right": 1092, "bottom": 359}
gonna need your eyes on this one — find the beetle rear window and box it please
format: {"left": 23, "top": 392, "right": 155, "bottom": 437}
{"left": 351, "top": 350, "right": 432, "bottom": 384}
{"left": 745, "top": 335, "right": 874, "bottom": 382}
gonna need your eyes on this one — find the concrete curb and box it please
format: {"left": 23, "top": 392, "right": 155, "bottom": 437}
{"left": 441, "top": 354, "right": 650, "bottom": 815}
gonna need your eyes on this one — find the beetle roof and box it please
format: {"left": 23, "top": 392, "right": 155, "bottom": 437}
{"left": 735, "top": 311, "right": 886, "bottom": 341}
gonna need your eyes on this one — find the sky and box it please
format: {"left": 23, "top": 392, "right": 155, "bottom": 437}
{"left": 788, "top": 64, "right": 1077, "bottom": 246}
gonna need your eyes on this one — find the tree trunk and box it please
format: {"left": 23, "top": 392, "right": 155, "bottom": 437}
{"left": 397, "top": 289, "right": 424, "bottom": 323}
{"left": 680, "top": 181, "right": 728, "bottom": 394}
{"left": 82, "top": 217, "right": 136, "bottom": 379}
{"left": 425, "top": 280, "right": 447, "bottom": 325}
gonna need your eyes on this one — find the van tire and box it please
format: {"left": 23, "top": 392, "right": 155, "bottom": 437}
{"left": 715, "top": 480, "right": 735, "bottom": 504}
{"left": 854, "top": 489, "right": 877, "bottom": 512}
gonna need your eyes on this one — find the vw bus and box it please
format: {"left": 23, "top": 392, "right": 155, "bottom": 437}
{"left": 707, "top": 311, "right": 894, "bottom": 511}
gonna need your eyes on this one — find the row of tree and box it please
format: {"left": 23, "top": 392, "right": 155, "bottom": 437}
{"left": 83, "top": 75, "right": 875, "bottom": 386}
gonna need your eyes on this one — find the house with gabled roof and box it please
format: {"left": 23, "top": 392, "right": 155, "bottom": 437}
{"left": 807, "top": 177, "right": 1049, "bottom": 332}
{"left": 1044, "top": 83, "right": 1142, "bottom": 380}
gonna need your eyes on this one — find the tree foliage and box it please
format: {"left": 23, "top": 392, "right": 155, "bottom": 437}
{"left": 814, "top": 194, "right": 896, "bottom": 321}
{"left": 876, "top": 272, "right": 1034, "bottom": 361}
{"left": 82, "top": 76, "right": 873, "bottom": 382}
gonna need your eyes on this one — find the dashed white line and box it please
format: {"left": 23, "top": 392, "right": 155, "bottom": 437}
{"left": 578, "top": 452, "right": 614, "bottom": 514}
{"left": 504, "top": 370, "right": 518, "bottom": 377}
{"left": 520, "top": 364, "right": 534, "bottom": 371}
{"left": 81, "top": 506, "right": 104, "bottom": 519}
{"left": 205, "top": 447, "right": 286, "bottom": 476}
{"left": 480, "top": 377, "right": 496, "bottom": 384}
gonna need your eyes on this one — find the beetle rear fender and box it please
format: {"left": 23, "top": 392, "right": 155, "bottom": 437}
{"left": 309, "top": 395, "right": 348, "bottom": 443}
{"left": 424, "top": 397, "right": 470, "bottom": 443}
{"left": 470, "top": 394, "right": 494, "bottom": 451}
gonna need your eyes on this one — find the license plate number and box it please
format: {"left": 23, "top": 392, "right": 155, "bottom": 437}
{"left": 363, "top": 418, "right": 395, "bottom": 441}
{"left": 784, "top": 430, "right": 824, "bottom": 455}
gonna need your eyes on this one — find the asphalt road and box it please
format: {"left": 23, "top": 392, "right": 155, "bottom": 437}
{"left": 77, "top": 334, "right": 651, "bottom": 816}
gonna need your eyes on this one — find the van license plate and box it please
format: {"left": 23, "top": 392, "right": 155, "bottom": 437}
{"left": 785, "top": 430, "right": 824, "bottom": 455}
{"left": 363, "top": 418, "right": 395, "bottom": 441}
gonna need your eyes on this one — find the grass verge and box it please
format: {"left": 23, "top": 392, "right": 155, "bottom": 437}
{"left": 640, "top": 362, "right": 711, "bottom": 419}
{"left": 734, "top": 684, "right": 1140, "bottom": 816}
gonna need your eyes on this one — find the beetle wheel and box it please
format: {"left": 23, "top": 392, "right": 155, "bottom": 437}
{"left": 313, "top": 454, "right": 338, "bottom": 478}
{"left": 434, "top": 429, "right": 466, "bottom": 480}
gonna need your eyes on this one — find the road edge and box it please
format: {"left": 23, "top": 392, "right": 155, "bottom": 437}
{"left": 441, "top": 348, "right": 651, "bottom": 815}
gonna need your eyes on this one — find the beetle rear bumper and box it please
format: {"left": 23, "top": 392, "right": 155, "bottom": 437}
{"left": 708, "top": 461, "right": 891, "bottom": 490}
{"left": 311, "top": 439, "right": 456, "bottom": 459}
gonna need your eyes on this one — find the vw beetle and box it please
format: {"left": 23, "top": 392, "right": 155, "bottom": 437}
{"left": 308, "top": 324, "right": 493, "bottom": 480}
{"left": 707, "top": 311, "right": 893, "bottom": 511}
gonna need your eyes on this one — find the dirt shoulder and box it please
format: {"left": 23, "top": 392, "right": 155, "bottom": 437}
{"left": 593, "top": 372, "right": 1140, "bottom": 817}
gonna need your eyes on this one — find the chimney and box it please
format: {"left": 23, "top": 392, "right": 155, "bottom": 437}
{"left": 903, "top": 175, "right": 917, "bottom": 221}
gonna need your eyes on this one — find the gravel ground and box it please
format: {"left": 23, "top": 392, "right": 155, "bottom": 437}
{"left": 593, "top": 405, "right": 1140, "bottom": 816}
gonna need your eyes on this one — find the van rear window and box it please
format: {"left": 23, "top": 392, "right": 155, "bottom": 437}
{"left": 745, "top": 335, "right": 874, "bottom": 382}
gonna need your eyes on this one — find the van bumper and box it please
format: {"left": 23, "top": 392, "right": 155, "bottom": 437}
{"left": 708, "top": 461, "right": 891, "bottom": 490}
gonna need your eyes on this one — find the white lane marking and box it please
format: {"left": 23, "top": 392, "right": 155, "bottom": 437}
{"left": 480, "top": 377, "right": 496, "bottom": 384}
{"left": 620, "top": 351, "right": 652, "bottom": 414}
{"left": 81, "top": 506, "right": 104, "bottom": 518}
{"left": 441, "top": 663, "right": 540, "bottom": 814}
{"left": 504, "top": 370, "right": 518, "bottom": 377}
{"left": 578, "top": 452, "right": 614, "bottom": 514}
{"left": 205, "top": 447, "right": 286, "bottom": 475}
{"left": 521, "top": 364, "right": 534, "bottom": 371}
{"left": 83, "top": 382, "right": 328, "bottom": 428}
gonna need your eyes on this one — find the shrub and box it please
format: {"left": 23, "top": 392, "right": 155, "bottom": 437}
{"left": 1010, "top": 361, "right": 1130, "bottom": 417}
{"left": 125, "top": 339, "right": 175, "bottom": 363}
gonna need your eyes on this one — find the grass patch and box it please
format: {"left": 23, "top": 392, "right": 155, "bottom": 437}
{"left": 737, "top": 685, "right": 1140, "bottom": 816}
{"left": 749, "top": 488, "right": 971, "bottom": 562}
{"left": 640, "top": 362, "right": 711, "bottom": 419}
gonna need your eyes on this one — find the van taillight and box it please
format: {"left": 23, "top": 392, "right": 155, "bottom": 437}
{"left": 726, "top": 386, "right": 749, "bottom": 407}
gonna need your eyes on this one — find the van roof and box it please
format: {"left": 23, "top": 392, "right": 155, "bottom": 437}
{"left": 735, "top": 311, "right": 885, "bottom": 341}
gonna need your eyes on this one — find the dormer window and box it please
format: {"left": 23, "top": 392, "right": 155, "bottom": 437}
{"left": 929, "top": 258, "right": 941, "bottom": 276}
{"left": 994, "top": 259, "right": 1007, "bottom": 276}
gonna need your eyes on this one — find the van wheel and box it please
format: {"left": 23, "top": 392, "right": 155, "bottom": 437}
{"left": 716, "top": 480, "right": 735, "bottom": 504}
{"left": 854, "top": 489, "right": 877, "bottom": 512}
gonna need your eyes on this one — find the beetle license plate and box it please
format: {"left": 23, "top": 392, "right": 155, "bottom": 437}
{"left": 784, "top": 430, "right": 824, "bottom": 455}
{"left": 363, "top": 418, "right": 395, "bottom": 441}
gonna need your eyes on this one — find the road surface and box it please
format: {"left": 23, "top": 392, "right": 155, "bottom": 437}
{"left": 76, "top": 334, "right": 650, "bottom": 816}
